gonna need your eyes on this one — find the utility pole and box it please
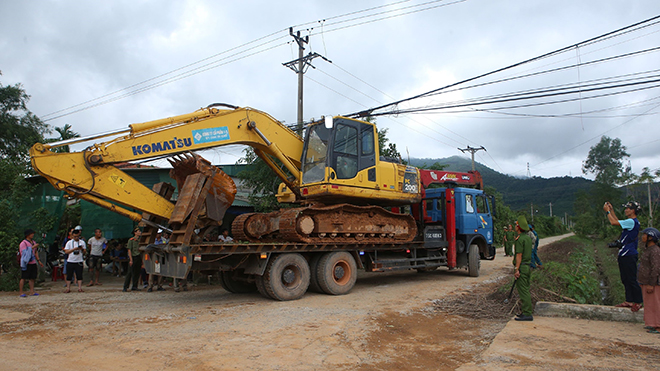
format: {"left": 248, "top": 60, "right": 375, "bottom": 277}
{"left": 458, "top": 146, "right": 486, "bottom": 171}
{"left": 549, "top": 202, "right": 553, "bottom": 217}
{"left": 648, "top": 181, "right": 653, "bottom": 227}
{"left": 283, "top": 27, "right": 331, "bottom": 134}
{"left": 531, "top": 202, "right": 534, "bottom": 223}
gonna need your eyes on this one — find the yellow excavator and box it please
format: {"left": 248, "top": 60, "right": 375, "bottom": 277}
{"left": 30, "top": 104, "right": 421, "bottom": 249}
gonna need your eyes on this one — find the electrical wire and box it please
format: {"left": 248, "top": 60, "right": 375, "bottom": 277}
{"left": 344, "top": 14, "right": 660, "bottom": 118}
{"left": 41, "top": 0, "right": 466, "bottom": 122}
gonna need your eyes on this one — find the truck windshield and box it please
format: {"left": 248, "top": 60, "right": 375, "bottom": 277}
{"left": 302, "top": 124, "right": 331, "bottom": 184}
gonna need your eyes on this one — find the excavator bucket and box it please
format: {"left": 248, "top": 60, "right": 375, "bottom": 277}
{"left": 168, "top": 153, "right": 237, "bottom": 228}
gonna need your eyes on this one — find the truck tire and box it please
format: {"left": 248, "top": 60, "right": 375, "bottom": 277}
{"left": 317, "top": 252, "right": 357, "bottom": 295}
{"left": 255, "top": 275, "right": 273, "bottom": 299}
{"left": 220, "top": 271, "right": 257, "bottom": 293}
{"left": 262, "top": 253, "right": 310, "bottom": 301}
{"left": 308, "top": 254, "right": 323, "bottom": 293}
{"left": 468, "top": 244, "right": 480, "bottom": 277}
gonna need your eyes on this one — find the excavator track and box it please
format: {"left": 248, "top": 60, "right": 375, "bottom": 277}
{"left": 232, "top": 204, "right": 417, "bottom": 244}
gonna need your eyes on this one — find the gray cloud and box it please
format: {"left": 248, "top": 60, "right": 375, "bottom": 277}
{"left": 1, "top": 0, "right": 659, "bottom": 178}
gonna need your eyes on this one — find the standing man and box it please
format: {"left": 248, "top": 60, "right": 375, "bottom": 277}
{"left": 504, "top": 224, "right": 515, "bottom": 257}
{"left": 604, "top": 201, "right": 643, "bottom": 311}
{"left": 147, "top": 229, "right": 165, "bottom": 292}
{"left": 63, "top": 229, "right": 86, "bottom": 293}
{"left": 123, "top": 228, "right": 142, "bottom": 292}
{"left": 87, "top": 228, "right": 108, "bottom": 286}
{"left": 529, "top": 224, "right": 542, "bottom": 269}
{"left": 513, "top": 216, "right": 533, "bottom": 321}
{"left": 19, "top": 229, "right": 43, "bottom": 297}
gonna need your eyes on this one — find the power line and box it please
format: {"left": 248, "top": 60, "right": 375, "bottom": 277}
{"left": 345, "top": 14, "right": 660, "bottom": 118}
{"left": 41, "top": 0, "right": 466, "bottom": 122}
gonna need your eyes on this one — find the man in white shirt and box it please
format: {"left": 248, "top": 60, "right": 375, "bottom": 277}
{"left": 64, "top": 230, "right": 86, "bottom": 293}
{"left": 218, "top": 229, "right": 234, "bottom": 243}
{"left": 87, "top": 228, "right": 108, "bottom": 287}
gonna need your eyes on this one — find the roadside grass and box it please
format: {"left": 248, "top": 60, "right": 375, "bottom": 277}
{"left": 533, "top": 236, "right": 601, "bottom": 304}
{"left": 593, "top": 239, "right": 626, "bottom": 306}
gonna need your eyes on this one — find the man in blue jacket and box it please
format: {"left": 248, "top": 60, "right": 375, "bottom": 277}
{"left": 604, "top": 201, "right": 643, "bottom": 312}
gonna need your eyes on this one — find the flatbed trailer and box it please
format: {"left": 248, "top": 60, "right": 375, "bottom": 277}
{"left": 141, "top": 238, "right": 460, "bottom": 300}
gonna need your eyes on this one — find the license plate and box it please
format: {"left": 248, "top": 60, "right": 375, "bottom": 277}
{"left": 154, "top": 262, "right": 161, "bottom": 274}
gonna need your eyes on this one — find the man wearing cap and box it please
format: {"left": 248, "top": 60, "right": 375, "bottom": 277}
{"left": 123, "top": 228, "right": 142, "bottom": 292}
{"left": 19, "top": 229, "right": 43, "bottom": 297}
{"left": 513, "top": 215, "right": 533, "bottom": 321}
{"left": 604, "top": 201, "right": 643, "bottom": 311}
{"left": 87, "top": 228, "right": 108, "bottom": 287}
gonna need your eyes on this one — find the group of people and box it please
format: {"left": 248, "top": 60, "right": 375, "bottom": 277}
{"left": 59, "top": 226, "right": 131, "bottom": 292}
{"left": 505, "top": 201, "right": 660, "bottom": 332}
{"left": 604, "top": 201, "right": 660, "bottom": 334}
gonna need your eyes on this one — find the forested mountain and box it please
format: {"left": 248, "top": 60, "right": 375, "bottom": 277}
{"left": 409, "top": 156, "right": 593, "bottom": 218}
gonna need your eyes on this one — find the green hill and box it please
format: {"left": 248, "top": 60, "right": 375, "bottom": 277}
{"left": 409, "top": 156, "right": 593, "bottom": 219}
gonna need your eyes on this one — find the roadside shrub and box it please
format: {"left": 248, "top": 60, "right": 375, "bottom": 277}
{"left": 0, "top": 268, "right": 20, "bottom": 291}
{"left": 534, "top": 237, "right": 601, "bottom": 304}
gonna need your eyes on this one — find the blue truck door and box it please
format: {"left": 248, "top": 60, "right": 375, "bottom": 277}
{"left": 475, "top": 194, "right": 493, "bottom": 244}
{"left": 456, "top": 190, "right": 478, "bottom": 235}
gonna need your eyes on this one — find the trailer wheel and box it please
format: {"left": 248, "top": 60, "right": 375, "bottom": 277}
{"left": 262, "top": 253, "right": 310, "bottom": 301}
{"left": 468, "top": 244, "right": 480, "bottom": 277}
{"left": 220, "top": 271, "right": 257, "bottom": 293}
{"left": 255, "top": 275, "right": 273, "bottom": 299}
{"left": 308, "top": 254, "right": 323, "bottom": 293}
{"left": 317, "top": 252, "right": 357, "bottom": 295}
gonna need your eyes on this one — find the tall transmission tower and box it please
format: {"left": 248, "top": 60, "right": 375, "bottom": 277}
{"left": 283, "top": 27, "right": 331, "bottom": 134}
{"left": 458, "top": 146, "right": 486, "bottom": 171}
{"left": 526, "top": 162, "right": 531, "bottom": 178}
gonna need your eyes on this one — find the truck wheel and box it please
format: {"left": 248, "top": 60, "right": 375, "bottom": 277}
{"left": 468, "top": 244, "right": 480, "bottom": 277}
{"left": 317, "top": 252, "right": 357, "bottom": 295}
{"left": 220, "top": 271, "right": 257, "bottom": 293}
{"left": 263, "top": 253, "right": 310, "bottom": 301}
{"left": 308, "top": 254, "right": 323, "bottom": 293}
{"left": 255, "top": 275, "right": 273, "bottom": 299}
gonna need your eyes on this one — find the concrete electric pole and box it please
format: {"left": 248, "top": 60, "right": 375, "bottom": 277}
{"left": 458, "top": 146, "right": 486, "bottom": 171}
{"left": 283, "top": 27, "right": 331, "bottom": 134}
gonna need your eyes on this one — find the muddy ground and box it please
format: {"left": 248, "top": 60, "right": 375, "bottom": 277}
{"left": 1, "top": 233, "right": 658, "bottom": 370}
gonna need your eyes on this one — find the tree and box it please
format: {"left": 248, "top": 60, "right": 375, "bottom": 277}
{"left": 582, "top": 136, "right": 631, "bottom": 186}
{"left": 574, "top": 136, "right": 630, "bottom": 237}
{"left": 377, "top": 127, "right": 405, "bottom": 164}
{"left": 0, "top": 74, "right": 49, "bottom": 170}
{"left": 236, "top": 148, "right": 287, "bottom": 212}
{"left": 0, "top": 76, "right": 52, "bottom": 290}
{"left": 51, "top": 124, "right": 80, "bottom": 153}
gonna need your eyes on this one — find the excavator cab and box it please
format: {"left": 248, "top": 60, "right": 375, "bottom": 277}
{"left": 278, "top": 116, "right": 420, "bottom": 206}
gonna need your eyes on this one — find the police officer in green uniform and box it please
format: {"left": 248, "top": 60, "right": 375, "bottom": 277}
{"left": 504, "top": 224, "right": 515, "bottom": 256}
{"left": 513, "top": 215, "right": 533, "bottom": 321}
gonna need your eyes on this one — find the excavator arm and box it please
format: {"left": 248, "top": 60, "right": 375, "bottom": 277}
{"left": 29, "top": 105, "right": 304, "bottom": 225}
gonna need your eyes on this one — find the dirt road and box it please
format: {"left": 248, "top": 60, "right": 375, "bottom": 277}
{"left": 3, "top": 233, "right": 654, "bottom": 371}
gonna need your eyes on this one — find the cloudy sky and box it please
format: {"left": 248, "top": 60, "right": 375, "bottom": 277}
{"left": 2, "top": 0, "right": 659, "bottom": 180}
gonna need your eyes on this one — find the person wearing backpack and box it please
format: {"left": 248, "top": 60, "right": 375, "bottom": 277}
{"left": 19, "top": 229, "right": 43, "bottom": 297}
